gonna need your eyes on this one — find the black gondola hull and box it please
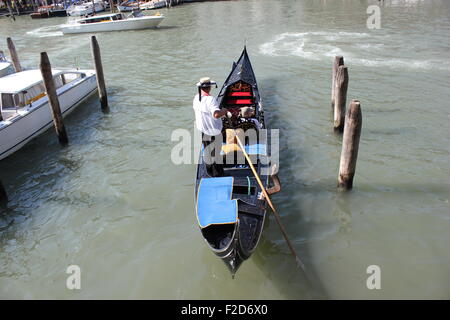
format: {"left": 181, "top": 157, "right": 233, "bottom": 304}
{"left": 195, "top": 47, "right": 270, "bottom": 276}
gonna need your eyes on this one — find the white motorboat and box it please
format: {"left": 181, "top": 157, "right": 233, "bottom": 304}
{"left": 61, "top": 12, "right": 164, "bottom": 34}
{"left": 67, "top": 0, "right": 106, "bottom": 16}
{"left": 0, "top": 69, "right": 97, "bottom": 160}
{"left": 0, "top": 52, "right": 14, "bottom": 78}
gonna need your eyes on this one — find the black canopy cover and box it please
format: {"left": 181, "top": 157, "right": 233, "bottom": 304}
{"left": 217, "top": 47, "right": 260, "bottom": 107}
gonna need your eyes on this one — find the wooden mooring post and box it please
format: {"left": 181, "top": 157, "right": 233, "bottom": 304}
{"left": 6, "top": 0, "right": 15, "bottom": 21}
{"left": 40, "top": 52, "right": 69, "bottom": 145}
{"left": 109, "top": 0, "right": 115, "bottom": 12}
{"left": 0, "top": 179, "right": 8, "bottom": 205}
{"left": 90, "top": 36, "right": 109, "bottom": 112}
{"left": 0, "top": 51, "right": 3, "bottom": 121}
{"left": 331, "top": 56, "right": 344, "bottom": 111}
{"left": 6, "top": 37, "right": 22, "bottom": 72}
{"left": 333, "top": 65, "right": 349, "bottom": 132}
{"left": 338, "top": 100, "right": 362, "bottom": 190}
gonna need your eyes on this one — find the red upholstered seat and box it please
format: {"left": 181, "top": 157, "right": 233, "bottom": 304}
{"left": 229, "top": 91, "right": 252, "bottom": 97}
{"left": 226, "top": 99, "right": 253, "bottom": 105}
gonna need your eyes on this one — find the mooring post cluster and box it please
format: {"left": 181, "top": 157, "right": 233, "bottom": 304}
{"left": 331, "top": 56, "right": 362, "bottom": 190}
{"left": 38, "top": 36, "right": 108, "bottom": 146}
{"left": 0, "top": 37, "right": 109, "bottom": 205}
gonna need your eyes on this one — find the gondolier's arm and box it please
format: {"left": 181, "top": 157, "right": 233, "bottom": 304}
{"left": 213, "top": 109, "right": 232, "bottom": 119}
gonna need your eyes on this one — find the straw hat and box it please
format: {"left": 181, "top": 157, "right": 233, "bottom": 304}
{"left": 196, "top": 77, "right": 217, "bottom": 88}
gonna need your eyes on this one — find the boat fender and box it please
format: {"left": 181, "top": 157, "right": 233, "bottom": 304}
{"left": 246, "top": 176, "right": 251, "bottom": 195}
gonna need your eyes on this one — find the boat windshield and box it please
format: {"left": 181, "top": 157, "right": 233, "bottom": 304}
{"left": 1, "top": 93, "right": 19, "bottom": 109}
{"left": 128, "top": 9, "right": 144, "bottom": 18}
{"left": 79, "top": 13, "right": 123, "bottom": 24}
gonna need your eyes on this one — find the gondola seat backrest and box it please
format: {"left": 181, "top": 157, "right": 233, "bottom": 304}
{"left": 225, "top": 81, "right": 254, "bottom": 107}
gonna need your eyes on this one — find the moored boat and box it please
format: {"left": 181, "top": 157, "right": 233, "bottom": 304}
{"left": 0, "top": 69, "right": 97, "bottom": 160}
{"left": 30, "top": 4, "right": 67, "bottom": 19}
{"left": 140, "top": 0, "right": 167, "bottom": 10}
{"left": 117, "top": 1, "right": 139, "bottom": 12}
{"left": 67, "top": 0, "right": 106, "bottom": 16}
{"left": 0, "top": 52, "right": 14, "bottom": 78}
{"left": 60, "top": 11, "right": 164, "bottom": 34}
{"left": 117, "top": 0, "right": 167, "bottom": 12}
{"left": 195, "top": 48, "right": 277, "bottom": 277}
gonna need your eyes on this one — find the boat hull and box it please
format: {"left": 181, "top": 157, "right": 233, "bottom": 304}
{"left": 202, "top": 214, "right": 267, "bottom": 276}
{"left": 196, "top": 160, "right": 269, "bottom": 276}
{"left": 0, "top": 70, "right": 97, "bottom": 160}
{"left": 61, "top": 16, "right": 164, "bottom": 34}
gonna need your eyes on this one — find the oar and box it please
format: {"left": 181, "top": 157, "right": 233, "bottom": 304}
{"left": 234, "top": 134, "right": 306, "bottom": 271}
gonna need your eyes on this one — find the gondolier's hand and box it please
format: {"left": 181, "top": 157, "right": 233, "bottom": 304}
{"left": 227, "top": 111, "right": 232, "bottom": 118}
{"left": 214, "top": 109, "right": 230, "bottom": 119}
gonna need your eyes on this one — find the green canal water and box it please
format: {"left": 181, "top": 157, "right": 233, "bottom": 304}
{"left": 0, "top": 0, "right": 449, "bottom": 299}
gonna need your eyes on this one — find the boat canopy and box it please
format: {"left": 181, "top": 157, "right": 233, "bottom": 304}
{"left": 218, "top": 47, "right": 258, "bottom": 97}
{"left": 0, "top": 69, "right": 68, "bottom": 94}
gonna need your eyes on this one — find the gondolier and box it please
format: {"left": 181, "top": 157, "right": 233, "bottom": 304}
{"left": 193, "top": 77, "right": 229, "bottom": 177}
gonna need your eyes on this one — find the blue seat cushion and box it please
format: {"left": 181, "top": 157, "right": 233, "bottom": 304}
{"left": 245, "top": 143, "right": 267, "bottom": 156}
{"left": 219, "top": 143, "right": 267, "bottom": 156}
{"left": 197, "top": 177, "right": 238, "bottom": 228}
{"left": 203, "top": 143, "right": 267, "bottom": 156}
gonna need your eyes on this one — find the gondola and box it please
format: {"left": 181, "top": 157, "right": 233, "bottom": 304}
{"left": 195, "top": 47, "right": 277, "bottom": 277}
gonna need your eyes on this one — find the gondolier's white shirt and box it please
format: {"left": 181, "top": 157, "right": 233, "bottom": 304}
{"left": 192, "top": 94, "right": 223, "bottom": 136}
